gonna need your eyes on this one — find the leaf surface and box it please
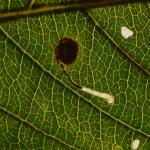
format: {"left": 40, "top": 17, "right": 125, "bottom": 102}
{"left": 0, "top": 1, "right": 150, "bottom": 150}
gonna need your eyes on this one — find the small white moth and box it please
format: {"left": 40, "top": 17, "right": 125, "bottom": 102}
{"left": 121, "top": 26, "right": 133, "bottom": 39}
{"left": 82, "top": 87, "right": 114, "bottom": 104}
{"left": 131, "top": 139, "right": 140, "bottom": 150}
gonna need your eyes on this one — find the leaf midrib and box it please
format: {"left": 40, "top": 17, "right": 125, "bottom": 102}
{"left": 0, "top": 0, "right": 148, "bottom": 19}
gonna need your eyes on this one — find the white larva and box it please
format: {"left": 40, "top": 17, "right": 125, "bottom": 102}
{"left": 81, "top": 87, "right": 114, "bottom": 104}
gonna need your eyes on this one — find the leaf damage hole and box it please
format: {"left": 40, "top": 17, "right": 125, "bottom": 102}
{"left": 55, "top": 37, "right": 114, "bottom": 105}
{"left": 121, "top": 26, "right": 133, "bottom": 39}
{"left": 131, "top": 139, "right": 140, "bottom": 150}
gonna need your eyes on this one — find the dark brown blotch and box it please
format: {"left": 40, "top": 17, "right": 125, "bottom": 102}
{"left": 55, "top": 38, "right": 78, "bottom": 65}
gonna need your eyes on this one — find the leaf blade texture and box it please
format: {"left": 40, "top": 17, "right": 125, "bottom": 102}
{"left": 0, "top": 1, "right": 150, "bottom": 149}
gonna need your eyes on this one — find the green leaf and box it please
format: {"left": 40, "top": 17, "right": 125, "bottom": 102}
{"left": 0, "top": 1, "right": 150, "bottom": 149}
